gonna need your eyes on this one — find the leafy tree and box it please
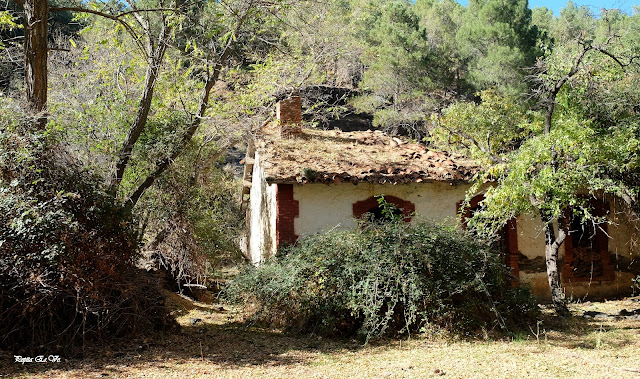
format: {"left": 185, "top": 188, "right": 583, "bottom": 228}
{"left": 415, "top": 0, "right": 468, "bottom": 96}
{"left": 433, "top": 11, "right": 640, "bottom": 313}
{"left": 348, "top": 0, "right": 456, "bottom": 136}
{"left": 9, "top": 0, "right": 292, "bottom": 210}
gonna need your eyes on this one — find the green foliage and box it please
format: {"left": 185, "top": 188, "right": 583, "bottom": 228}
{"left": 358, "top": 0, "right": 440, "bottom": 96}
{"left": 140, "top": 141, "right": 245, "bottom": 289}
{"left": 0, "top": 106, "right": 172, "bottom": 353}
{"left": 375, "top": 195, "right": 405, "bottom": 223}
{"left": 432, "top": 89, "right": 541, "bottom": 164}
{"left": 226, "top": 219, "right": 539, "bottom": 341}
{"left": 435, "top": 88, "right": 639, "bottom": 238}
{"left": 0, "top": 10, "right": 20, "bottom": 32}
{"left": 43, "top": 1, "right": 269, "bottom": 290}
{"left": 456, "top": 0, "right": 541, "bottom": 95}
{"left": 352, "top": 0, "right": 454, "bottom": 134}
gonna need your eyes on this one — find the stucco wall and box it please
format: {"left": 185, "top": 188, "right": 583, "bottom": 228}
{"left": 290, "top": 182, "right": 639, "bottom": 300}
{"left": 514, "top": 201, "right": 640, "bottom": 301}
{"left": 608, "top": 200, "right": 639, "bottom": 259}
{"left": 247, "top": 151, "right": 277, "bottom": 264}
{"left": 515, "top": 203, "right": 639, "bottom": 260}
{"left": 515, "top": 213, "right": 566, "bottom": 260}
{"left": 293, "top": 182, "right": 471, "bottom": 237}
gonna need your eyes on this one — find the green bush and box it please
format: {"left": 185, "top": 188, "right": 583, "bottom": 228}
{"left": 226, "top": 219, "right": 539, "bottom": 341}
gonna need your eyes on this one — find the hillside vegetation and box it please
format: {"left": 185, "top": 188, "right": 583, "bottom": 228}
{"left": 1, "top": 0, "right": 640, "bottom": 355}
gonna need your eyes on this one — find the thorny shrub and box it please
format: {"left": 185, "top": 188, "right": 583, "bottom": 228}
{"left": 0, "top": 109, "right": 174, "bottom": 354}
{"left": 226, "top": 216, "right": 539, "bottom": 341}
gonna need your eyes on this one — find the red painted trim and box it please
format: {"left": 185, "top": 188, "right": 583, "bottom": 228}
{"left": 276, "top": 184, "right": 299, "bottom": 250}
{"left": 458, "top": 194, "right": 520, "bottom": 284}
{"left": 458, "top": 194, "right": 485, "bottom": 225}
{"left": 505, "top": 218, "right": 520, "bottom": 283}
{"left": 352, "top": 195, "right": 415, "bottom": 222}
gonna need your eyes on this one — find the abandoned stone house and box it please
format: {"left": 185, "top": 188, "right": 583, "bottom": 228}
{"left": 242, "top": 95, "right": 640, "bottom": 301}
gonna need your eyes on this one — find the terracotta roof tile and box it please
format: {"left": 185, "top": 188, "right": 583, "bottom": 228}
{"left": 255, "top": 124, "right": 479, "bottom": 184}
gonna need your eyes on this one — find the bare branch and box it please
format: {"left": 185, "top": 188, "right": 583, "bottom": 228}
{"left": 593, "top": 46, "right": 639, "bottom": 69}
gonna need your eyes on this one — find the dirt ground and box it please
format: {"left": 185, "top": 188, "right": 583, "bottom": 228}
{"left": 2, "top": 293, "right": 639, "bottom": 378}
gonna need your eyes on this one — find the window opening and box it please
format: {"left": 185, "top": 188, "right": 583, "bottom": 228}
{"left": 365, "top": 202, "right": 403, "bottom": 223}
{"left": 352, "top": 195, "right": 415, "bottom": 223}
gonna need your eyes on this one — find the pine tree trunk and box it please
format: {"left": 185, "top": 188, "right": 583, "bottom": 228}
{"left": 23, "top": 0, "right": 48, "bottom": 128}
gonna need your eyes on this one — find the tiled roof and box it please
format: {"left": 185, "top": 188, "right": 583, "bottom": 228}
{"left": 254, "top": 124, "right": 479, "bottom": 184}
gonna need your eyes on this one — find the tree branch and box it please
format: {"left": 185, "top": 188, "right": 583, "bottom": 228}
{"left": 123, "top": 3, "right": 254, "bottom": 210}
{"left": 109, "top": 17, "right": 171, "bottom": 194}
{"left": 544, "top": 44, "right": 592, "bottom": 134}
{"left": 50, "top": 6, "right": 146, "bottom": 56}
{"left": 437, "top": 122, "right": 504, "bottom": 165}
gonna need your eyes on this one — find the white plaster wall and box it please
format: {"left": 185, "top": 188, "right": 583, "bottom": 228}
{"left": 522, "top": 271, "right": 638, "bottom": 301}
{"left": 293, "top": 182, "right": 471, "bottom": 237}
{"left": 515, "top": 204, "right": 639, "bottom": 261}
{"left": 247, "top": 151, "right": 277, "bottom": 264}
{"left": 515, "top": 202, "right": 640, "bottom": 300}
{"left": 289, "top": 182, "right": 639, "bottom": 300}
{"left": 515, "top": 213, "right": 565, "bottom": 260}
{"left": 608, "top": 201, "right": 639, "bottom": 259}
{"left": 293, "top": 184, "right": 639, "bottom": 259}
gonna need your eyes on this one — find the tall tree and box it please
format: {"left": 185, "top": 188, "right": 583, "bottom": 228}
{"left": 12, "top": 0, "right": 285, "bottom": 210}
{"left": 13, "top": 0, "right": 48, "bottom": 128}
{"left": 433, "top": 10, "right": 640, "bottom": 313}
{"left": 350, "top": 0, "right": 451, "bottom": 135}
{"left": 456, "top": 0, "right": 541, "bottom": 95}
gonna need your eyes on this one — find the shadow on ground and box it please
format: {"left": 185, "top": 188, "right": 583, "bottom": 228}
{"left": 537, "top": 298, "right": 640, "bottom": 350}
{"left": 0, "top": 309, "right": 361, "bottom": 377}
{"left": 2, "top": 297, "right": 639, "bottom": 377}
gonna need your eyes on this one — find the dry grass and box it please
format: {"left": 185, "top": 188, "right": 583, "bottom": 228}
{"left": 2, "top": 294, "right": 639, "bottom": 378}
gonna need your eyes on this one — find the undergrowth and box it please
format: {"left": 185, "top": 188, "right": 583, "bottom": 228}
{"left": 226, "top": 215, "right": 539, "bottom": 341}
{"left": 0, "top": 109, "right": 174, "bottom": 354}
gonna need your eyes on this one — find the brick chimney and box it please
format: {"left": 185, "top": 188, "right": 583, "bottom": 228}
{"left": 276, "top": 96, "right": 302, "bottom": 136}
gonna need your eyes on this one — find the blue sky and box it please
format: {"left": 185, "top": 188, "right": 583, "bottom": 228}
{"left": 457, "top": 0, "right": 638, "bottom": 15}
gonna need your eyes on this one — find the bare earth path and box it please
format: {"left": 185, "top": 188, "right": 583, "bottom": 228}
{"left": 2, "top": 294, "right": 639, "bottom": 378}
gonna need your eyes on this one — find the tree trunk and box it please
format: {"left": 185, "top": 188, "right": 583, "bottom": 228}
{"left": 22, "top": 0, "right": 48, "bottom": 128}
{"left": 123, "top": 72, "right": 219, "bottom": 212}
{"left": 119, "top": 3, "right": 253, "bottom": 211}
{"left": 109, "top": 26, "right": 168, "bottom": 194}
{"left": 541, "top": 212, "right": 570, "bottom": 316}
